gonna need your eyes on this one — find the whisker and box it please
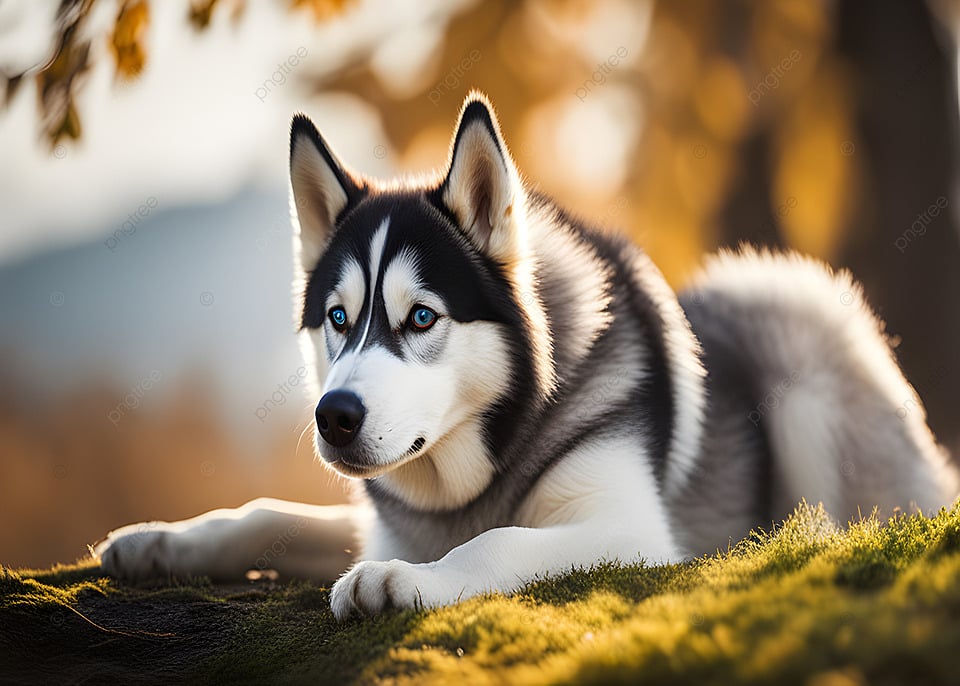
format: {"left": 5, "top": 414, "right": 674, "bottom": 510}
{"left": 296, "top": 417, "right": 316, "bottom": 459}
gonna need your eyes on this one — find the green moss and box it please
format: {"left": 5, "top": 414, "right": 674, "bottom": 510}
{"left": 0, "top": 564, "right": 110, "bottom": 612}
{"left": 3, "top": 501, "right": 960, "bottom": 685}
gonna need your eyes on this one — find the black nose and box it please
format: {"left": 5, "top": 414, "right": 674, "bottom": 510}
{"left": 315, "top": 390, "right": 366, "bottom": 448}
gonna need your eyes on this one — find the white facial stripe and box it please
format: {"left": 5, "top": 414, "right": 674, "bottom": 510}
{"left": 356, "top": 219, "right": 390, "bottom": 353}
{"left": 321, "top": 218, "right": 390, "bottom": 394}
{"left": 322, "top": 349, "right": 357, "bottom": 393}
{"left": 382, "top": 248, "right": 424, "bottom": 327}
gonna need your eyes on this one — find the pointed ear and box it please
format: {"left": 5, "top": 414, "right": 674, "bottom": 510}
{"left": 440, "top": 94, "right": 524, "bottom": 263}
{"left": 289, "top": 113, "right": 361, "bottom": 272}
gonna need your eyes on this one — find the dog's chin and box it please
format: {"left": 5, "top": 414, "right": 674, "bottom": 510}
{"left": 320, "top": 436, "right": 428, "bottom": 480}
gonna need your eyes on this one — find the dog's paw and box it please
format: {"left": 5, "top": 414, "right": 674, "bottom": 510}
{"left": 94, "top": 522, "right": 179, "bottom": 582}
{"left": 330, "top": 560, "right": 467, "bottom": 619}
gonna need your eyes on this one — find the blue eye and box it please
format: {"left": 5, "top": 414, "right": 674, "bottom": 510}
{"left": 328, "top": 306, "right": 348, "bottom": 332}
{"left": 410, "top": 306, "right": 437, "bottom": 331}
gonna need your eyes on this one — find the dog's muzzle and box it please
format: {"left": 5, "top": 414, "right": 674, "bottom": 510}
{"left": 315, "top": 390, "right": 366, "bottom": 448}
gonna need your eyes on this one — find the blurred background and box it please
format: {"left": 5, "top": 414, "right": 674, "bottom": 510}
{"left": 1, "top": 0, "right": 959, "bottom": 569}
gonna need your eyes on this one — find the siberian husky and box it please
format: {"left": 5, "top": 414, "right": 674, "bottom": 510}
{"left": 96, "top": 93, "right": 958, "bottom": 619}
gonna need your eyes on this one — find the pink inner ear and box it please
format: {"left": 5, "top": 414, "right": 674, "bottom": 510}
{"left": 466, "top": 155, "right": 496, "bottom": 248}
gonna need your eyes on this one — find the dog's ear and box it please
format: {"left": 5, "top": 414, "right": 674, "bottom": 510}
{"left": 289, "top": 113, "right": 361, "bottom": 272}
{"left": 440, "top": 93, "right": 525, "bottom": 263}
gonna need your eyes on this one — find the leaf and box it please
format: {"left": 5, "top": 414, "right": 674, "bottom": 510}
{"left": 111, "top": 0, "right": 150, "bottom": 79}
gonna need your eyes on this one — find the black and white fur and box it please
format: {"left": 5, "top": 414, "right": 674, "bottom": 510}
{"left": 96, "top": 93, "right": 959, "bottom": 619}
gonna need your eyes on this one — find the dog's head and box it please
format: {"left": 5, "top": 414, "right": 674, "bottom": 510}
{"left": 289, "top": 94, "right": 553, "bottom": 507}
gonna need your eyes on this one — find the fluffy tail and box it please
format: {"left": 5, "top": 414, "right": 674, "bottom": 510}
{"left": 682, "top": 248, "right": 959, "bottom": 523}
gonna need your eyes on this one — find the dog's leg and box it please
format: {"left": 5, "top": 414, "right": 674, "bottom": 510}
{"left": 330, "top": 442, "right": 679, "bottom": 618}
{"left": 96, "top": 498, "right": 367, "bottom": 583}
{"left": 329, "top": 518, "right": 666, "bottom": 618}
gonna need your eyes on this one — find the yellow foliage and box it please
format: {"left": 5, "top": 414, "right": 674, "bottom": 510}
{"left": 111, "top": 0, "right": 150, "bottom": 79}
{"left": 290, "top": 0, "right": 356, "bottom": 22}
{"left": 775, "top": 62, "right": 859, "bottom": 260}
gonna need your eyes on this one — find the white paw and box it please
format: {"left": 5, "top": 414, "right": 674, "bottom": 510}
{"left": 330, "top": 560, "right": 468, "bottom": 619}
{"left": 94, "top": 522, "right": 180, "bottom": 582}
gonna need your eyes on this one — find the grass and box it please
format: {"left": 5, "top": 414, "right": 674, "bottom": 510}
{"left": 3, "top": 502, "right": 960, "bottom": 685}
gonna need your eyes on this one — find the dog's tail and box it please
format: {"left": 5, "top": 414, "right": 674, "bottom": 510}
{"left": 681, "top": 247, "right": 960, "bottom": 520}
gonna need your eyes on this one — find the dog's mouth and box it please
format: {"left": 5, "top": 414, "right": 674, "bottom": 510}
{"left": 328, "top": 436, "right": 428, "bottom": 478}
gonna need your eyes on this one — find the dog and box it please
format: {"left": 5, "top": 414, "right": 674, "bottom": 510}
{"left": 96, "top": 92, "right": 959, "bottom": 619}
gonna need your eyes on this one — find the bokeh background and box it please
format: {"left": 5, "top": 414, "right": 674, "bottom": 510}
{"left": 2, "top": 0, "right": 959, "bottom": 569}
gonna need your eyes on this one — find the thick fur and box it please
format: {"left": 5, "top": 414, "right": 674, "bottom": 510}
{"left": 96, "top": 93, "right": 958, "bottom": 619}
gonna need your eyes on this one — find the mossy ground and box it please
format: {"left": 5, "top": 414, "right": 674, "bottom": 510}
{"left": 3, "top": 502, "right": 960, "bottom": 685}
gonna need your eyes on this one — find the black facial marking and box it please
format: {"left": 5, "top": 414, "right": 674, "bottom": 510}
{"left": 302, "top": 193, "right": 522, "bottom": 335}
{"left": 362, "top": 286, "right": 405, "bottom": 359}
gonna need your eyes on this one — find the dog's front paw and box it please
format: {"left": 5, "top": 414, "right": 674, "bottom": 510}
{"left": 330, "top": 560, "right": 465, "bottom": 619}
{"left": 94, "top": 522, "right": 178, "bottom": 582}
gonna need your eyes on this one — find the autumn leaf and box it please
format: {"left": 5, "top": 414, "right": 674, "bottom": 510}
{"left": 111, "top": 0, "right": 150, "bottom": 80}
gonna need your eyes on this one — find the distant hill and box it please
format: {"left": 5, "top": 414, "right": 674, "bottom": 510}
{"left": 0, "top": 187, "right": 307, "bottom": 431}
